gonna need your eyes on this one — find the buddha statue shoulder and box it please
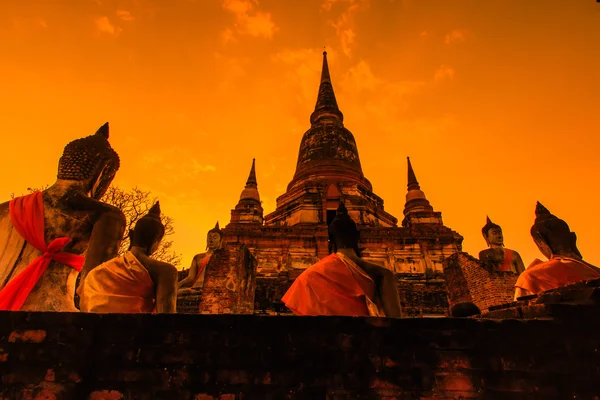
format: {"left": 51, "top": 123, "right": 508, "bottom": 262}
{"left": 0, "top": 122, "right": 126, "bottom": 311}
{"left": 478, "top": 216, "right": 525, "bottom": 274}
{"left": 178, "top": 221, "right": 223, "bottom": 291}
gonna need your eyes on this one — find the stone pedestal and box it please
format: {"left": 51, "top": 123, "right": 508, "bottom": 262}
{"left": 443, "top": 252, "right": 518, "bottom": 312}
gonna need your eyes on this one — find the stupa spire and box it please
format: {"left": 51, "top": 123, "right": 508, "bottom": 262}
{"left": 310, "top": 51, "right": 344, "bottom": 125}
{"left": 246, "top": 158, "right": 257, "bottom": 188}
{"left": 407, "top": 157, "right": 421, "bottom": 191}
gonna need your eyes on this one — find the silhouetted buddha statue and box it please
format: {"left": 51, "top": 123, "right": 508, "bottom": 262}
{"left": 78, "top": 202, "right": 178, "bottom": 313}
{"left": 514, "top": 202, "right": 600, "bottom": 299}
{"left": 282, "top": 203, "right": 402, "bottom": 318}
{"left": 478, "top": 216, "right": 525, "bottom": 274}
{"left": 0, "top": 122, "right": 126, "bottom": 311}
{"left": 178, "top": 221, "right": 223, "bottom": 291}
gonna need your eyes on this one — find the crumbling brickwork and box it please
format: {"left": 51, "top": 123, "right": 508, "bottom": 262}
{"left": 1, "top": 309, "right": 600, "bottom": 399}
{"left": 443, "top": 252, "right": 518, "bottom": 311}
{"left": 198, "top": 243, "right": 257, "bottom": 314}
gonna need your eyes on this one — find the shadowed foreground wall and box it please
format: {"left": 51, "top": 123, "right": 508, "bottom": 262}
{"left": 1, "top": 310, "right": 600, "bottom": 399}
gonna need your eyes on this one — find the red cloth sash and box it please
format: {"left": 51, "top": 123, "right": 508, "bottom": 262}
{"left": 190, "top": 255, "right": 211, "bottom": 287}
{"left": 515, "top": 256, "right": 600, "bottom": 294}
{"left": 497, "top": 248, "right": 513, "bottom": 272}
{"left": 0, "top": 192, "right": 84, "bottom": 311}
{"left": 282, "top": 253, "right": 373, "bottom": 316}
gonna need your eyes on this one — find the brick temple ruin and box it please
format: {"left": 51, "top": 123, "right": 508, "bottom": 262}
{"left": 179, "top": 52, "right": 465, "bottom": 317}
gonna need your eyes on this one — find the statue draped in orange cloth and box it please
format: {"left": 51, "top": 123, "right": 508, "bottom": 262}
{"left": 514, "top": 202, "right": 600, "bottom": 300}
{"left": 478, "top": 216, "right": 525, "bottom": 274}
{"left": 282, "top": 203, "right": 402, "bottom": 317}
{"left": 178, "top": 222, "right": 223, "bottom": 291}
{"left": 78, "top": 202, "right": 178, "bottom": 313}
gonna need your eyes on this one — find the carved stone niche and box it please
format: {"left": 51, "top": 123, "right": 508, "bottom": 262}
{"left": 198, "top": 243, "right": 258, "bottom": 315}
{"left": 442, "top": 252, "right": 518, "bottom": 312}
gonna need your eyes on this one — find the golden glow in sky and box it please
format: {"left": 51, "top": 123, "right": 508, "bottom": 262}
{"left": 1, "top": 0, "right": 599, "bottom": 269}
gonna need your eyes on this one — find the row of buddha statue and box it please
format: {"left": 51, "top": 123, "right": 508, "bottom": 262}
{"left": 0, "top": 123, "right": 598, "bottom": 317}
{"left": 478, "top": 203, "right": 600, "bottom": 301}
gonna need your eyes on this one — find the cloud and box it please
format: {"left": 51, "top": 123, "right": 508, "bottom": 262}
{"left": 321, "top": 0, "right": 368, "bottom": 57}
{"left": 116, "top": 10, "right": 135, "bottom": 22}
{"left": 434, "top": 65, "right": 455, "bottom": 83}
{"left": 220, "top": 0, "right": 278, "bottom": 42}
{"left": 138, "top": 147, "right": 217, "bottom": 184}
{"left": 94, "top": 16, "right": 122, "bottom": 37}
{"left": 12, "top": 17, "right": 48, "bottom": 32}
{"left": 444, "top": 29, "right": 467, "bottom": 44}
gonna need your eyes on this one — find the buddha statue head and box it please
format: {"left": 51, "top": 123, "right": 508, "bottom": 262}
{"left": 482, "top": 216, "right": 504, "bottom": 248}
{"left": 130, "top": 202, "right": 165, "bottom": 256}
{"left": 328, "top": 202, "right": 361, "bottom": 256}
{"left": 57, "top": 122, "right": 120, "bottom": 199}
{"left": 206, "top": 221, "right": 224, "bottom": 251}
{"left": 531, "top": 202, "right": 582, "bottom": 260}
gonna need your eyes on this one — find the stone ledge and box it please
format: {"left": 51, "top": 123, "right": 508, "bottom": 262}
{"left": 1, "top": 311, "right": 600, "bottom": 399}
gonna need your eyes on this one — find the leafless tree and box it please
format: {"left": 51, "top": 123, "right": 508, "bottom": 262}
{"left": 12, "top": 185, "right": 182, "bottom": 267}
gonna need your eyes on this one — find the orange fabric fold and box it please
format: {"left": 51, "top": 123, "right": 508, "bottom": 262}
{"left": 282, "top": 253, "right": 381, "bottom": 317}
{"left": 190, "top": 254, "right": 211, "bottom": 287}
{"left": 0, "top": 192, "right": 84, "bottom": 311}
{"left": 78, "top": 251, "right": 155, "bottom": 313}
{"left": 515, "top": 256, "right": 600, "bottom": 294}
{"left": 497, "top": 248, "right": 513, "bottom": 272}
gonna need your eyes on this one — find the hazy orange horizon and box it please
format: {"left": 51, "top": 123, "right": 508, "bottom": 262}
{"left": 1, "top": 0, "right": 599, "bottom": 270}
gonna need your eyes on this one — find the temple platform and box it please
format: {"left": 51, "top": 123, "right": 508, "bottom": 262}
{"left": 1, "top": 301, "right": 600, "bottom": 399}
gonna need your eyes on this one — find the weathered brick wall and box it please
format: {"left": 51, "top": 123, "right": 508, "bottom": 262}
{"left": 1, "top": 310, "right": 600, "bottom": 399}
{"left": 443, "top": 252, "right": 518, "bottom": 311}
{"left": 199, "top": 243, "right": 257, "bottom": 315}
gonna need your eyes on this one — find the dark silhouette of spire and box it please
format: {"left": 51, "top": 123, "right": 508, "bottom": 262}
{"left": 407, "top": 157, "right": 421, "bottom": 191}
{"left": 310, "top": 51, "right": 344, "bottom": 125}
{"left": 246, "top": 158, "right": 257, "bottom": 188}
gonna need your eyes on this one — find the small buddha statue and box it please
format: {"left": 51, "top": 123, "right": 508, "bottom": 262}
{"left": 178, "top": 221, "right": 223, "bottom": 291}
{"left": 78, "top": 202, "right": 178, "bottom": 313}
{"left": 0, "top": 122, "right": 126, "bottom": 311}
{"left": 514, "top": 202, "right": 600, "bottom": 299}
{"left": 478, "top": 216, "right": 525, "bottom": 274}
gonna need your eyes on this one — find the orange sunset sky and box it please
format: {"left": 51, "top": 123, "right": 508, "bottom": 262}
{"left": 1, "top": 0, "right": 599, "bottom": 270}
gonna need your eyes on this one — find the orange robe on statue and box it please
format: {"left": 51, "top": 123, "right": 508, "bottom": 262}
{"left": 78, "top": 251, "right": 155, "bottom": 313}
{"left": 190, "top": 254, "right": 211, "bottom": 288}
{"left": 282, "top": 253, "right": 384, "bottom": 317}
{"left": 515, "top": 256, "right": 600, "bottom": 295}
{"left": 0, "top": 192, "right": 84, "bottom": 311}
{"left": 497, "top": 248, "right": 513, "bottom": 272}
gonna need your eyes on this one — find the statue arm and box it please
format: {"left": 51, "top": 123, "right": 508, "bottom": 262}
{"left": 358, "top": 260, "right": 402, "bottom": 318}
{"left": 79, "top": 205, "right": 126, "bottom": 283}
{"left": 178, "top": 256, "right": 199, "bottom": 288}
{"left": 148, "top": 260, "right": 178, "bottom": 313}
{"left": 513, "top": 252, "right": 526, "bottom": 274}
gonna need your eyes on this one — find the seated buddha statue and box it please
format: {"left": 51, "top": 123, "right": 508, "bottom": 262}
{"left": 178, "top": 222, "right": 223, "bottom": 291}
{"left": 0, "top": 122, "right": 126, "bottom": 312}
{"left": 78, "top": 202, "right": 178, "bottom": 313}
{"left": 478, "top": 216, "right": 525, "bottom": 274}
{"left": 514, "top": 202, "right": 600, "bottom": 300}
{"left": 282, "top": 203, "right": 402, "bottom": 318}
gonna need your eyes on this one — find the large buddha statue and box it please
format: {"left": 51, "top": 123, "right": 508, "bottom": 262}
{"left": 514, "top": 202, "right": 600, "bottom": 299}
{"left": 282, "top": 203, "right": 402, "bottom": 317}
{"left": 478, "top": 216, "right": 525, "bottom": 274}
{"left": 78, "top": 202, "right": 178, "bottom": 313}
{"left": 0, "top": 123, "right": 126, "bottom": 311}
{"left": 178, "top": 222, "right": 223, "bottom": 291}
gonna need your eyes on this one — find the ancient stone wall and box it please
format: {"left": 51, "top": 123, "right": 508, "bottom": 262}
{"left": 1, "top": 310, "right": 600, "bottom": 399}
{"left": 198, "top": 243, "right": 257, "bottom": 315}
{"left": 443, "top": 252, "right": 518, "bottom": 312}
